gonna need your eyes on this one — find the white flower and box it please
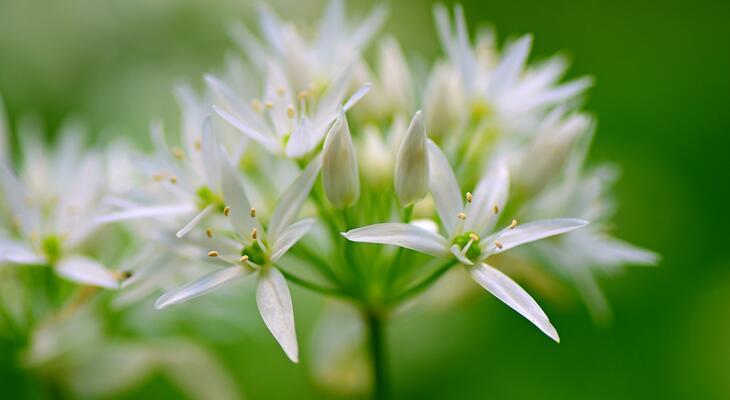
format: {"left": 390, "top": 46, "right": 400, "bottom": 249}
{"left": 0, "top": 117, "right": 122, "bottom": 288}
{"left": 154, "top": 154, "right": 322, "bottom": 363}
{"left": 395, "top": 110, "right": 429, "bottom": 206}
{"left": 322, "top": 108, "right": 360, "bottom": 208}
{"left": 95, "top": 116, "right": 224, "bottom": 239}
{"left": 343, "top": 140, "right": 588, "bottom": 341}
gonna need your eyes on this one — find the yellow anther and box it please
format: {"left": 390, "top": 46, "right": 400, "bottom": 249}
{"left": 251, "top": 228, "right": 258, "bottom": 240}
{"left": 250, "top": 208, "right": 257, "bottom": 218}
{"left": 169, "top": 176, "right": 177, "bottom": 184}
{"left": 509, "top": 219, "right": 517, "bottom": 229}
{"left": 194, "top": 139, "right": 202, "bottom": 151}
{"left": 223, "top": 206, "right": 231, "bottom": 216}
{"left": 457, "top": 212, "right": 467, "bottom": 220}
{"left": 493, "top": 204, "right": 500, "bottom": 214}
{"left": 287, "top": 105, "right": 296, "bottom": 118}
{"left": 466, "top": 192, "right": 473, "bottom": 203}
{"left": 276, "top": 87, "right": 285, "bottom": 96}
{"left": 494, "top": 240, "right": 503, "bottom": 249}
{"left": 206, "top": 228, "right": 212, "bottom": 238}
{"left": 264, "top": 101, "right": 274, "bottom": 109}
{"left": 152, "top": 173, "right": 165, "bottom": 182}
{"left": 171, "top": 147, "right": 185, "bottom": 160}
{"left": 251, "top": 99, "right": 262, "bottom": 112}
{"left": 240, "top": 255, "right": 249, "bottom": 263}
{"left": 298, "top": 90, "right": 310, "bottom": 100}
{"left": 208, "top": 251, "right": 219, "bottom": 257}
{"left": 469, "top": 233, "right": 479, "bottom": 242}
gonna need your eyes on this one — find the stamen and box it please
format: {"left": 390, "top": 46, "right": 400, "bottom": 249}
{"left": 223, "top": 206, "right": 231, "bottom": 216}
{"left": 493, "top": 204, "right": 500, "bottom": 214}
{"left": 264, "top": 101, "right": 274, "bottom": 109}
{"left": 250, "top": 208, "right": 256, "bottom": 218}
{"left": 206, "top": 228, "right": 212, "bottom": 238}
{"left": 469, "top": 233, "right": 480, "bottom": 241}
{"left": 251, "top": 228, "right": 258, "bottom": 240}
{"left": 466, "top": 192, "right": 473, "bottom": 203}
{"left": 298, "top": 90, "right": 310, "bottom": 100}
{"left": 287, "top": 105, "right": 296, "bottom": 119}
{"left": 208, "top": 251, "right": 219, "bottom": 257}
{"left": 171, "top": 147, "right": 185, "bottom": 160}
{"left": 194, "top": 139, "right": 202, "bottom": 151}
{"left": 251, "top": 99, "right": 262, "bottom": 112}
{"left": 276, "top": 87, "right": 285, "bottom": 96}
{"left": 152, "top": 173, "right": 165, "bottom": 182}
{"left": 457, "top": 212, "right": 467, "bottom": 220}
{"left": 494, "top": 240, "right": 503, "bottom": 250}
{"left": 240, "top": 255, "right": 249, "bottom": 263}
{"left": 169, "top": 176, "right": 177, "bottom": 184}
{"left": 509, "top": 219, "right": 517, "bottom": 229}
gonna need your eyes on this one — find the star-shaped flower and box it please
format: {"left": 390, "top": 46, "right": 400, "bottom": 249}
{"left": 343, "top": 140, "right": 588, "bottom": 341}
{"left": 154, "top": 152, "right": 321, "bottom": 362}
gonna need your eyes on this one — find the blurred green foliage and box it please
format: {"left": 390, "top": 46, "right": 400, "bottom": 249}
{"left": 1, "top": 0, "right": 728, "bottom": 399}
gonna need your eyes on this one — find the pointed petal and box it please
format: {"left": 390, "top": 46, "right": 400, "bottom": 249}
{"left": 450, "top": 245, "right": 473, "bottom": 265}
{"left": 271, "top": 219, "right": 316, "bottom": 262}
{"left": 213, "top": 106, "right": 280, "bottom": 154}
{"left": 56, "top": 256, "right": 120, "bottom": 289}
{"left": 257, "top": 268, "right": 299, "bottom": 362}
{"left": 176, "top": 205, "right": 214, "bottom": 238}
{"left": 427, "top": 140, "right": 462, "bottom": 235}
{"left": 469, "top": 263, "right": 559, "bottom": 342}
{"left": 487, "top": 218, "right": 589, "bottom": 254}
{"left": 201, "top": 116, "right": 221, "bottom": 188}
{"left": 155, "top": 266, "right": 248, "bottom": 309}
{"left": 342, "top": 223, "right": 449, "bottom": 257}
{"left": 342, "top": 82, "right": 373, "bottom": 112}
{"left": 93, "top": 203, "right": 196, "bottom": 225}
{"left": 220, "top": 156, "right": 261, "bottom": 243}
{"left": 464, "top": 162, "right": 509, "bottom": 235}
{"left": 269, "top": 156, "right": 321, "bottom": 240}
{"left": 486, "top": 34, "right": 532, "bottom": 98}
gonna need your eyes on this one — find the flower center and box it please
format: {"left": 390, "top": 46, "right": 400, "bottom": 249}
{"left": 196, "top": 186, "right": 224, "bottom": 211}
{"left": 241, "top": 239, "right": 268, "bottom": 266}
{"left": 41, "top": 235, "right": 63, "bottom": 265}
{"left": 452, "top": 231, "right": 482, "bottom": 261}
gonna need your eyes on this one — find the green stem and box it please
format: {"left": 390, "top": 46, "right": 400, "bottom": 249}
{"left": 275, "top": 266, "right": 349, "bottom": 299}
{"left": 365, "top": 309, "right": 389, "bottom": 400}
{"left": 393, "top": 259, "right": 457, "bottom": 303}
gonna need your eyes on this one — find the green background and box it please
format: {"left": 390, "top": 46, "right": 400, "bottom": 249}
{"left": 1, "top": 0, "right": 729, "bottom": 398}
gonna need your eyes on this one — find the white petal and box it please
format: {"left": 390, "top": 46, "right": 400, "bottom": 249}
{"left": 201, "top": 116, "right": 221, "bottom": 188}
{"left": 427, "top": 140, "right": 462, "bottom": 236}
{"left": 464, "top": 162, "right": 509, "bottom": 235}
{"left": 0, "top": 242, "right": 43, "bottom": 264}
{"left": 342, "top": 223, "right": 449, "bottom": 257}
{"left": 469, "top": 263, "right": 559, "bottom": 342}
{"left": 271, "top": 219, "right": 316, "bottom": 262}
{"left": 56, "top": 256, "right": 120, "bottom": 289}
{"left": 220, "top": 156, "right": 261, "bottom": 243}
{"left": 269, "top": 155, "right": 321, "bottom": 240}
{"left": 450, "top": 244, "right": 473, "bottom": 265}
{"left": 342, "top": 82, "right": 373, "bottom": 112}
{"left": 486, "top": 34, "right": 532, "bottom": 98}
{"left": 487, "top": 218, "right": 589, "bottom": 254}
{"left": 176, "top": 205, "right": 214, "bottom": 239}
{"left": 213, "top": 106, "right": 280, "bottom": 154}
{"left": 257, "top": 268, "right": 299, "bottom": 362}
{"left": 285, "top": 117, "right": 315, "bottom": 158}
{"left": 155, "top": 266, "right": 248, "bottom": 309}
{"left": 93, "top": 203, "right": 196, "bottom": 225}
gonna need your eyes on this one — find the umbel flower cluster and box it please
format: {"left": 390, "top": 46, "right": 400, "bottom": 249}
{"left": 0, "top": 1, "right": 658, "bottom": 398}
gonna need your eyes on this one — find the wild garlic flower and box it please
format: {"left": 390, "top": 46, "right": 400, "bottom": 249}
{"left": 96, "top": 116, "right": 224, "bottom": 239}
{"left": 0, "top": 117, "right": 123, "bottom": 288}
{"left": 155, "top": 153, "right": 322, "bottom": 362}
{"left": 394, "top": 111, "right": 429, "bottom": 206}
{"left": 429, "top": 5, "right": 592, "bottom": 135}
{"left": 322, "top": 108, "right": 360, "bottom": 208}
{"left": 343, "top": 140, "right": 588, "bottom": 341}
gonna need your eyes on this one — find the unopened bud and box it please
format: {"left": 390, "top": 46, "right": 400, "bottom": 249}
{"left": 322, "top": 108, "right": 360, "bottom": 208}
{"left": 395, "top": 110, "right": 429, "bottom": 206}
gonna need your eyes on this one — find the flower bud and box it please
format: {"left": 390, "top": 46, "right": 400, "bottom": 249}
{"left": 322, "top": 109, "right": 360, "bottom": 208}
{"left": 423, "top": 63, "right": 464, "bottom": 140}
{"left": 395, "top": 111, "right": 429, "bottom": 206}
